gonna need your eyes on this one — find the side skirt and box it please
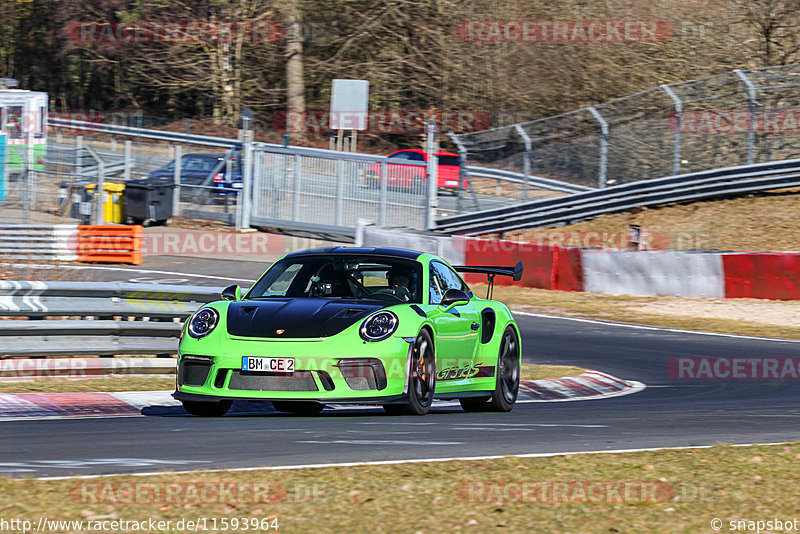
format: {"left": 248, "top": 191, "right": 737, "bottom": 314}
{"left": 434, "top": 390, "right": 494, "bottom": 400}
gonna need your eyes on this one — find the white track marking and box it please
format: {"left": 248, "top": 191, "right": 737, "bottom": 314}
{"left": 296, "top": 440, "right": 463, "bottom": 445}
{"left": 36, "top": 442, "right": 792, "bottom": 480}
{"left": 513, "top": 310, "right": 800, "bottom": 343}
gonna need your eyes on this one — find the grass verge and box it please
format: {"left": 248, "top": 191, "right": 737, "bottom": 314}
{"left": 2, "top": 442, "right": 797, "bottom": 533}
{"left": 479, "top": 284, "right": 800, "bottom": 340}
{"left": 0, "top": 376, "right": 176, "bottom": 394}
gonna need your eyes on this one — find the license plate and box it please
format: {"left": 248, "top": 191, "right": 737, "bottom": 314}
{"left": 241, "top": 357, "right": 294, "bottom": 373}
{"left": 445, "top": 181, "right": 458, "bottom": 186}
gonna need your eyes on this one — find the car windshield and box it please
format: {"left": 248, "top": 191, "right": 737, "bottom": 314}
{"left": 245, "top": 255, "right": 423, "bottom": 303}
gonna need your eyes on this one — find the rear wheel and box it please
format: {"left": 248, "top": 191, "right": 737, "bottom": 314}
{"left": 182, "top": 399, "right": 232, "bottom": 417}
{"left": 272, "top": 400, "right": 325, "bottom": 416}
{"left": 486, "top": 327, "right": 520, "bottom": 412}
{"left": 383, "top": 329, "right": 435, "bottom": 415}
{"left": 459, "top": 326, "right": 520, "bottom": 413}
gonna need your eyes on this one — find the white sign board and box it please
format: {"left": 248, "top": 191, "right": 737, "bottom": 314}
{"left": 330, "top": 79, "right": 369, "bottom": 130}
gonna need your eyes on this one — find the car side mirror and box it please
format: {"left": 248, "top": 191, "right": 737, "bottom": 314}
{"left": 440, "top": 289, "right": 470, "bottom": 311}
{"left": 221, "top": 284, "right": 241, "bottom": 301}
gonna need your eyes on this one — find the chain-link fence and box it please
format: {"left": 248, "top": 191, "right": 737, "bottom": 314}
{"left": 2, "top": 118, "right": 563, "bottom": 232}
{"left": 453, "top": 63, "right": 800, "bottom": 188}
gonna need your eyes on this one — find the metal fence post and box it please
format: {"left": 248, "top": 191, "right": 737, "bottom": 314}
{"left": 588, "top": 107, "right": 609, "bottom": 188}
{"left": 661, "top": 84, "right": 683, "bottom": 176}
{"left": 335, "top": 159, "right": 344, "bottom": 226}
{"left": 292, "top": 154, "right": 301, "bottom": 223}
{"left": 173, "top": 144, "right": 182, "bottom": 220}
{"left": 734, "top": 69, "right": 757, "bottom": 165}
{"left": 447, "top": 133, "right": 467, "bottom": 214}
{"left": 514, "top": 124, "right": 532, "bottom": 201}
{"left": 82, "top": 146, "right": 104, "bottom": 225}
{"left": 96, "top": 159, "right": 105, "bottom": 225}
{"left": 424, "top": 121, "right": 439, "bottom": 230}
{"left": 379, "top": 160, "right": 388, "bottom": 226}
{"left": 76, "top": 136, "right": 83, "bottom": 176}
{"left": 124, "top": 140, "right": 132, "bottom": 181}
{"left": 240, "top": 132, "right": 254, "bottom": 229}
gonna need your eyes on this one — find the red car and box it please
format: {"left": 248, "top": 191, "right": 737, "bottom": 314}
{"left": 364, "top": 149, "right": 468, "bottom": 194}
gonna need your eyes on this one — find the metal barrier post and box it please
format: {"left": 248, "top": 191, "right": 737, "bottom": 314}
{"left": 173, "top": 144, "right": 182, "bottom": 219}
{"left": 514, "top": 124, "right": 532, "bottom": 201}
{"left": 588, "top": 106, "right": 609, "bottom": 188}
{"left": 82, "top": 146, "right": 105, "bottom": 224}
{"left": 734, "top": 69, "right": 757, "bottom": 165}
{"left": 661, "top": 84, "right": 683, "bottom": 176}
{"left": 292, "top": 154, "right": 302, "bottom": 222}
{"left": 240, "top": 132, "right": 254, "bottom": 229}
{"left": 76, "top": 136, "right": 83, "bottom": 176}
{"left": 124, "top": 141, "right": 132, "bottom": 181}
{"left": 379, "top": 160, "right": 388, "bottom": 226}
{"left": 424, "top": 120, "right": 439, "bottom": 230}
{"left": 335, "top": 159, "right": 344, "bottom": 226}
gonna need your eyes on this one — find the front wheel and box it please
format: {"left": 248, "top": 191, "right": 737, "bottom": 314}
{"left": 383, "top": 329, "right": 435, "bottom": 415}
{"left": 182, "top": 399, "right": 232, "bottom": 417}
{"left": 272, "top": 400, "right": 325, "bottom": 416}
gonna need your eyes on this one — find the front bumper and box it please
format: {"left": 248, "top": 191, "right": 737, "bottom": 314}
{"left": 174, "top": 335, "right": 413, "bottom": 404}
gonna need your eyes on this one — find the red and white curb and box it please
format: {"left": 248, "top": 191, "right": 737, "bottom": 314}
{"left": 519, "top": 370, "right": 644, "bottom": 402}
{"left": 0, "top": 371, "right": 643, "bottom": 420}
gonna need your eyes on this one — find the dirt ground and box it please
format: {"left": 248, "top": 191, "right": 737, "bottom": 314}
{"left": 624, "top": 297, "right": 800, "bottom": 328}
{"left": 504, "top": 188, "right": 800, "bottom": 251}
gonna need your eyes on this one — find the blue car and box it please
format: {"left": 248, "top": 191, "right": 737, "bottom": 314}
{"left": 148, "top": 153, "right": 242, "bottom": 201}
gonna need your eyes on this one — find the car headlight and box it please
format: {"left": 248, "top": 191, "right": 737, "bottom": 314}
{"left": 188, "top": 307, "right": 219, "bottom": 339}
{"left": 360, "top": 310, "right": 398, "bottom": 342}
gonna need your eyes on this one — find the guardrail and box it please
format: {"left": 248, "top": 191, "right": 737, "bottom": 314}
{"left": 436, "top": 158, "right": 800, "bottom": 235}
{"left": 0, "top": 281, "right": 224, "bottom": 358}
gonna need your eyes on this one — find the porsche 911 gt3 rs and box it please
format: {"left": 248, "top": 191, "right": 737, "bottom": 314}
{"left": 174, "top": 247, "right": 523, "bottom": 416}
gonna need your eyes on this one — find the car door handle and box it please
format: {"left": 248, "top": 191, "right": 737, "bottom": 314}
{"left": 470, "top": 322, "right": 480, "bottom": 331}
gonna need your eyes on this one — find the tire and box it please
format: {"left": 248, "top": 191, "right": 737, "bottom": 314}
{"left": 182, "top": 399, "right": 232, "bottom": 417}
{"left": 271, "top": 400, "right": 325, "bottom": 416}
{"left": 384, "top": 329, "right": 436, "bottom": 415}
{"left": 486, "top": 327, "right": 520, "bottom": 412}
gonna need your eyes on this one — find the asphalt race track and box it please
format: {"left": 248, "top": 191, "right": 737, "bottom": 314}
{"left": 1, "top": 259, "right": 800, "bottom": 477}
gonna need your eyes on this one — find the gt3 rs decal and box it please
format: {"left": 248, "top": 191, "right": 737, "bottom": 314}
{"left": 436, "top": 363, "right": 495, "bottom": 381}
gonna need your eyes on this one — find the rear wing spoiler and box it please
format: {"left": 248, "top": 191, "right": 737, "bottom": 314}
{"left": 453, "top": 261, "right": 523, "bottom": 282}
{"left": 453, "top": 261, "right": 523, "bottom": 299}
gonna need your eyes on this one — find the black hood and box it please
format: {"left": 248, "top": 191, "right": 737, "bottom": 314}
{"left": 226, "top": 298, "right": 387, "bottom": 338}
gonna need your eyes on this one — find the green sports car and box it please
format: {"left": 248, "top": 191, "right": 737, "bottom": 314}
{"left": 173, "top": 247, "right": 523, "bottom": 416}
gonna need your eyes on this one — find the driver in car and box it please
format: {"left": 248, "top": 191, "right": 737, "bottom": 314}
{"left": 386, "top": 265, "right": 413, "bottom": 302}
